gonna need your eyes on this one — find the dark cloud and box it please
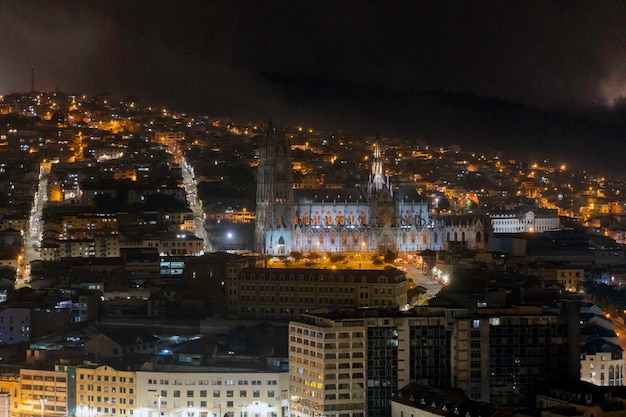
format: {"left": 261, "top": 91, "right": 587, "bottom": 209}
{"left": 2, "top": 0, "right": 626, "bottom": 121}
{"left": 0, "top": 0, "right": 125, "bottom": 93}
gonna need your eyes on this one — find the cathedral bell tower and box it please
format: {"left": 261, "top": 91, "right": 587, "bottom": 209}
{"left": 367, "top": 141, "right": 398, "bottom": 234}
{"left": 370, "top": 142, "right": 386, "bottom": 193}
{"left": 254, "top": 120, "right": 294, "bottom": 254}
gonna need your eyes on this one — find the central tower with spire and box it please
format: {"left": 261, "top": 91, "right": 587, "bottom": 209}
{"left": 368, "top": 142, "right": 390, "bottom": 195}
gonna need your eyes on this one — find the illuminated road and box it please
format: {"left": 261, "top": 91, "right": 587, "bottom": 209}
{"left": 403, "top": 262, "right": 443, "bottom": 300}
{"left": 609, "top": 317, "right": 626, "bottom": 350}
{"left": 18, "top": 169, "right": 48, "bottom": 288}
{"left": 180, "top": 159, "right": 213, "bottom": 252}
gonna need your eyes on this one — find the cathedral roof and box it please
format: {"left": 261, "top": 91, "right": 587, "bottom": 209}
{"left": 397, "top": 187, "right": 425, "bottom": 202}
{"left": 581, "top": 338, "right": 623, "bottom": 355}
{"left": 434, "top": 214, "right": 488, "bottom": 226}
{"left": 294, "top": 187, "right": 368, "bottom": 204}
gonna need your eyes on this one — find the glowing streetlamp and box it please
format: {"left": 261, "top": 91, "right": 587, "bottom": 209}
{"left": 40, "top": 397, "right": 46, "bottom": 417}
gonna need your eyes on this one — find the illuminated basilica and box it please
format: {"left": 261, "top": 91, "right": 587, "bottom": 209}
{"left": 254, "top": 122, "right": 487, "bottom": 255}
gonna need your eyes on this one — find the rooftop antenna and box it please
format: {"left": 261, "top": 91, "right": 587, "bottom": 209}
{"left": 31, "top": 67, "right": 35, "bottom": 92}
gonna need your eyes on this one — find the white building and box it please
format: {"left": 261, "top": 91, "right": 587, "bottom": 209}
{"left": 490, "top": 209, "right": 559, "bottom": 234}
{"left": 136, "top": 370, "right": 288, "bottom": 417}
{"left": 580, "top": 339, "right": 624, "bottom": 386}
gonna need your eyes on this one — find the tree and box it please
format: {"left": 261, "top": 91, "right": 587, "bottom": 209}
{"left": 329, "top": 254, "right": 346, "bottom": 263}
{"left": 384, "top": 250, "right": 398, "bottom": 264}
{"left": 290, "top": 251, "right": 303, "bottom": 262}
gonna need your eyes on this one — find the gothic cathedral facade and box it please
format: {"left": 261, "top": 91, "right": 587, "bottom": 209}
{"left": 254, "top": 123, "right": 487, "bottom": 255}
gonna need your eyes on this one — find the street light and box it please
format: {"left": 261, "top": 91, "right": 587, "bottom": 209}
{"left": 80, "top": 403, "right": 92, "bottom": 417}
{"left": 40, "top": 397, "right": 46, "bottom": 417}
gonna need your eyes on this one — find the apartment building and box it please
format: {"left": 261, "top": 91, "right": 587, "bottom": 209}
{"left": 3, "top": 363, "right": 288, "bottom": 417}
{"left": 120, "top": 234, "right": 204, "bottom": 257}
{"left": 556, "top": 268, "right": 584, "bottom": 293}
{"left": 288, "top": 303, "right": 580, "bottom": 417}
{"left": 136, "top": 370, "right": 288, "bottom": 417}
{"left": 0, "top": 307, "right": 30, "bottom": 345}
{"left": 289, "top": 315, "right": 367, "bottom": 417}
{"left": 0, "top": 374, "right": 20, "bottom": 417}
{"left": 228, "top": 268, "right": 408, "bottom": 321}
{"left": 75, "top": 365, "right": 137, "bottom": 417}
{"left": 58, "top": 213, "right": 118, "bottom": 240}
{"left": 19, "top": 369, "right": 68, "bottom": 417}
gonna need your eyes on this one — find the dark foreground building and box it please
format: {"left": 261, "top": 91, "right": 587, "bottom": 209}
{"left": 288, "top": 302, "right": 580, "bottom": 417}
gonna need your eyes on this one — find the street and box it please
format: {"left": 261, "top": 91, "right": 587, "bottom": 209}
{"left": 401, "top": 260, "right": 443, "bottom": 301}
{"left": 18, "top": 169, "right": 48, "bottom": 288}
{"left": 180, "top": 158, "right": 213, "bottom": 252}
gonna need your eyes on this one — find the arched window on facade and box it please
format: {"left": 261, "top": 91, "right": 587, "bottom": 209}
{"left": 277, "top": 236, "right": 285, "bottom": 254}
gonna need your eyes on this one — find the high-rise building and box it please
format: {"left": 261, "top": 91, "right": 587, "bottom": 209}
{"left": 288, "top": 303, "right": 580, "bottom": 417}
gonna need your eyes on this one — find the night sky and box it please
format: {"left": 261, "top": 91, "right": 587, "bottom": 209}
{"left": 3, "top": 1, "right": 626, "bottom": 168}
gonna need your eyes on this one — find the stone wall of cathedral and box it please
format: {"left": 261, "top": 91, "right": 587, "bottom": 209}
{"left": 259, "top": 202, "right": 491, "bottom": 255}
{"left": 293, "top": 203, "right": 370, "bottom": 228}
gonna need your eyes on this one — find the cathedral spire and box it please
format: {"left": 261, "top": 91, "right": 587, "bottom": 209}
{"left": 370, "top": 141, "right": 385, "bottom": 193}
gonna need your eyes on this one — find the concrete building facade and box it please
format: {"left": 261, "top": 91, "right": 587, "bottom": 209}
{"left": 228, "top": 268, "right": 408, "bottom": 321}
{"left": 490, "top": 210, "right": 559, "bottom": 234}
{"left": 136, "top": 370, "right": 288, "bottom": 417}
